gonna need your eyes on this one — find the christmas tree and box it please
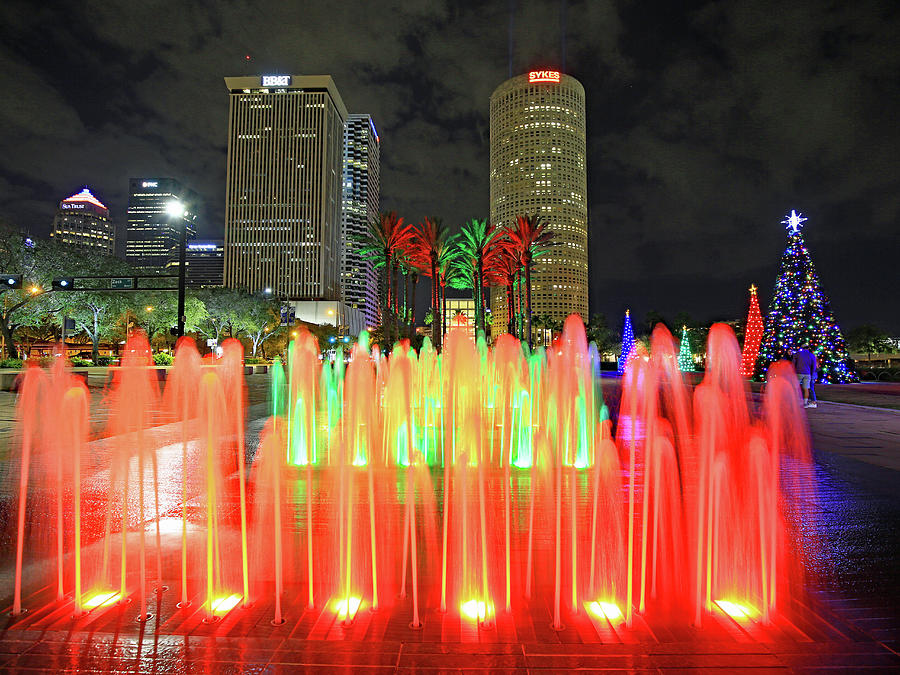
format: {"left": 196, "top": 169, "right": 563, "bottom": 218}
{"left": 758, "top": 210, "right": 856, "bottom": 383}
{"left": 678, "top": 325, "right": 694, "bottom": 372}
{"left": 618, "top": 309, "right": 635, "bottom": 374}
{"left": 739, "top": 284, "right": 764, "bottom": 378}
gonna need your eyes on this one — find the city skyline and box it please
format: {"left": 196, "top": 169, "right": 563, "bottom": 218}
{"left": 1, "top": 1, "right": 897, "bottom": 330}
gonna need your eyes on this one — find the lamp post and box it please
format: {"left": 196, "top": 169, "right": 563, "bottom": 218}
{"left": 166, "top": 201, "right": 187, "bottom": 338}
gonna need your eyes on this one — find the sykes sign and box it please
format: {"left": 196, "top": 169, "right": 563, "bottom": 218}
{"left": 528, "top": 70, "right": 561, "bottom": 83}
{"left": 262, "top": 75, "right": 291, "bottom": 87}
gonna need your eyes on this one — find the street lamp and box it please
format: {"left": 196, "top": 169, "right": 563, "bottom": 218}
{"left": 166, "top": 200, "right": 187, "bottom": 339}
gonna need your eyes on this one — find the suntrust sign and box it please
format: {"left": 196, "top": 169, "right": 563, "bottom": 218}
{"left": 262, "top": 75, "right": 291, "bottom": 87}
{"left": 528, "top": 70, "right": 561, "bottom": 83}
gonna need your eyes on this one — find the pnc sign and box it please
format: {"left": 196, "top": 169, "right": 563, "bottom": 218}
{"left": 528, "top": 70, "right": 561, "bottom": 83}
{"left": 262, "top": 75, "right": 291, "bottom": 87}
{"left": 142, "top": 180, "right": 158, "bottom": 188}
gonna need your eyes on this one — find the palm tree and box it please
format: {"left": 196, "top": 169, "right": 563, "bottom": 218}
{"left": 411, "top": 217, "right": 455, "bottom": 350}
{"left": 456, "top": 219, "right": 502, "bottom": 337}
{"left": 486, "top": 238, "right": 521, "bottom": 337}
{"left": 358, "top": 211, "right": 415, "bottom": 345}
{"left": 509, "top": 214, "right": 555, "bottom": 349}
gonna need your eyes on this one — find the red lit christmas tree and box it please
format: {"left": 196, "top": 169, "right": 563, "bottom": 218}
{"left": 739, "top": 284, "right": 763, "bottom": 378}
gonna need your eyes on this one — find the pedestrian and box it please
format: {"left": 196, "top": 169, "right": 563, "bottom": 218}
{"left": 792, "top": 344, "right": 818, "bottom": 408}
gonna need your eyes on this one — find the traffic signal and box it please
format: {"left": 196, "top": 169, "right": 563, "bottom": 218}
{"left": 2, "top": 274, "right": 22, "bottom": 289}
{"left": 52, "top": 277, "right": 75, "bottom": 291}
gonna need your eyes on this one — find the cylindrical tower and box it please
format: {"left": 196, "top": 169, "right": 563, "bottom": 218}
{"left": 489, "top": 71, "right": 588, "bottom": 340}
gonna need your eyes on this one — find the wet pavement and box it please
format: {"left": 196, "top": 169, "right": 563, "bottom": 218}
{"left": 0, "top": 375, "right": 898, "bottom": 673}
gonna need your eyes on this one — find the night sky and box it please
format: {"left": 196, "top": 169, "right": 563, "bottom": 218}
{"left": 1, "top": 0, "right": 897, "bottom": 332}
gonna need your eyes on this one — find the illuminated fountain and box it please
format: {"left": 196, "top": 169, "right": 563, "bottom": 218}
{"left": 5, "top": 318, "right": 816, "bottom": 635}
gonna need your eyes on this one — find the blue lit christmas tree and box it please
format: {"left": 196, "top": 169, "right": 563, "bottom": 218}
{"left": 618, "top": 309, "right": 635, "bottom": 374}
{"left": 677, "top": 325, "right": 694, "bottom": 372}
{"left": 758, "top": 210, "right": 856, "bottom": 383}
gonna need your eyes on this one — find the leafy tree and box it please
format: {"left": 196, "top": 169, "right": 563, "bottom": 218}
{"left": 643, "top": 309, "right": 668, "bottom": 335}
{"left": 586, "top": 313, "right": 615, "bottom": 356}
{"left": 846, "top": 324, "right": 892, "bottom": 362}
{"left": 0, "top": 226, "right": 68, "bottom": 358}
{"left": 137, "top": 291, "right": 206, "bottom": 345}
{"left": 236, "top": 295, "right": 282, "bottom": 356}
{"left": 195, "top": 287, "right": 245, "bottom": 343}
{"left": 43, "top": 253, "right": 135, "bottom": 362}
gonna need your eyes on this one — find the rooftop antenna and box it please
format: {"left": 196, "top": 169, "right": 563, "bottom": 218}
{"left": 560, "top": 0, "right": 567, "bottom": 70}
{"left": 508, "top": 0, "right": 515, "bottom": 78}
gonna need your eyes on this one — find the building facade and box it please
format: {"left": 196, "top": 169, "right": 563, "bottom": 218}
{"left": 166, "top": 240, "right": 224, "bottom": 288}
{"left": 50, "top": 187, "right": 115, "bottom": 255}
{"left": 341, "top": 114, "right": 381, "bottom": 329}
{"left": 223, "top": 75, "right": 347, "bottom": 302}
{"left": 489, "top": 70, "right": 588, "bottom": 337}
{"left": 125, "top": 178, "right": 198, "bottom": 272}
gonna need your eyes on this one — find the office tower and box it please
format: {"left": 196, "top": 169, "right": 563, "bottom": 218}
{"left": 489, "top": 70, "right": 588, "bottom": 337}
{"left": 50, "top": 187, "right": 115, "bottom": 255}
{"left": 125, "top": 178, "right": 198, "bottom": 272}
{"left": 341, "top": 114, "right": 381, "bottom": 329}
{"left": 224, "top": 75, "right": 347, "bottom": 305}
{"left": 169, "top": 240, "right": 224, "bottom": 288}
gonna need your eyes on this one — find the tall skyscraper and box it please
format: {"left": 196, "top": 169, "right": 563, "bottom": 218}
{"left": 489, "top": 70, "right": 588, "bottom": 337}
{"left": 223, "top": 75, "right": 347, "bottom": 304}
{"left": 341, "top": 114, "right": 381, "bottom": 328}
{"left": 50, "top": 187, "right": 115, "bottom": 255}
{"left": 125, "top": 178, "right": 198, "bottom": 272}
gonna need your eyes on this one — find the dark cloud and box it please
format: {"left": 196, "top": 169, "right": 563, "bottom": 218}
{"left": 0, "top": 0, "right": 897, "bottom": 330}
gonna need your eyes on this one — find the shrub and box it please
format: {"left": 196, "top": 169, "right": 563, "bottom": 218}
{"left": 70, "top": 357, "right": 93, "bottom": 368}
{"left": 0, "top": 358, "right": 23, "bottom": 369}
{"left": 95, "top": 356, "right": 114, "bottom": 367}
{"left": 153, "top": 352, "right": 174, "bottom": 366}
{"left": 245, "top": 356, "right": 265, "bottom": 364}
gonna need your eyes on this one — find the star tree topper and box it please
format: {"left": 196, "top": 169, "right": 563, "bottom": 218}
{"left": 782, "top": 209, "right": 807, "bottom": 233}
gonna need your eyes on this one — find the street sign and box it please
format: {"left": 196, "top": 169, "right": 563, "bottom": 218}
{"left": 110, "top": 277, "right": 135, "bottom": 290}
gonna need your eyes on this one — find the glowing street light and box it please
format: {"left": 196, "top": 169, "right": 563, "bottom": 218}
{"left": 146, "top": 306, "right": 153, "bottom": 312}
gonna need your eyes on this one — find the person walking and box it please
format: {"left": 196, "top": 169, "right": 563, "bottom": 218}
{"left": 792, "top": 344, "right": 818, "bottom": 408}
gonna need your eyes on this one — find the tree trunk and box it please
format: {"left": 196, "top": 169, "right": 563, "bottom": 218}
{"left": 516, "top": 269, "right": 524, "bottom": 340}
{"left": 431, "top": 255, "right": 440, "bottom": 350}
{"left": 92, "top": 310, "right": 101, "bottom": 363}
{"left": 506, "top": 280, "right": 515, "bottom": 336}
{"left": 391, "top": 260, "right": 400, "bottom": 345}
{"left": 0, "top": 317, "right": 18, "bottom": 359}
{"left": 525, "top": 254, "right": 533, "bottom": 350}
{"left": 407, "top": 272, "right": 416, "bottom": 341}
{"left": 382, "top": 249, "right": 391, "bottom": 345}
{"left": 441, "top": 281, "right": 447, "bottom": 339}
{"left": 475, "top": 257, "right": 484, "bottom": 336}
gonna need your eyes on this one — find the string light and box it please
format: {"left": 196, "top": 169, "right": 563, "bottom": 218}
{"left": 618, "top": 309, "right": 635, "bottom": 374}
{"left": 759, "top": 211, "right": 856, "bottom": 383}
{"left": 678, "top": 325, "right": 694, "bottom": 372}
{"left": 740, "top": 284, "right": 764, "bottom": 378}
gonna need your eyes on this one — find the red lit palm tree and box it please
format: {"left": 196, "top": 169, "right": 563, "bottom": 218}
{"left": 411, "top": 217, "right": 456, "bottom": 350}
{"left": 509, "top": 214, "right": 556, "bottom": 349}
{"left": 487, "top": 238, "right": 522, "bottom": 338}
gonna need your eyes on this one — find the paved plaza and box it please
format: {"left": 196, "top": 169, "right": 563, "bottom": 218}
{"left": 0, "top": 373, "right": 897, "bottom": 673}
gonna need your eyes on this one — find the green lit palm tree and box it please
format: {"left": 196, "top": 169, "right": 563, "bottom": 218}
{"left": 357, "top": 211, "right": 414, "bottom": 344}
{"left": 456, "top": 219, "right": 502, "bottom": 337}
